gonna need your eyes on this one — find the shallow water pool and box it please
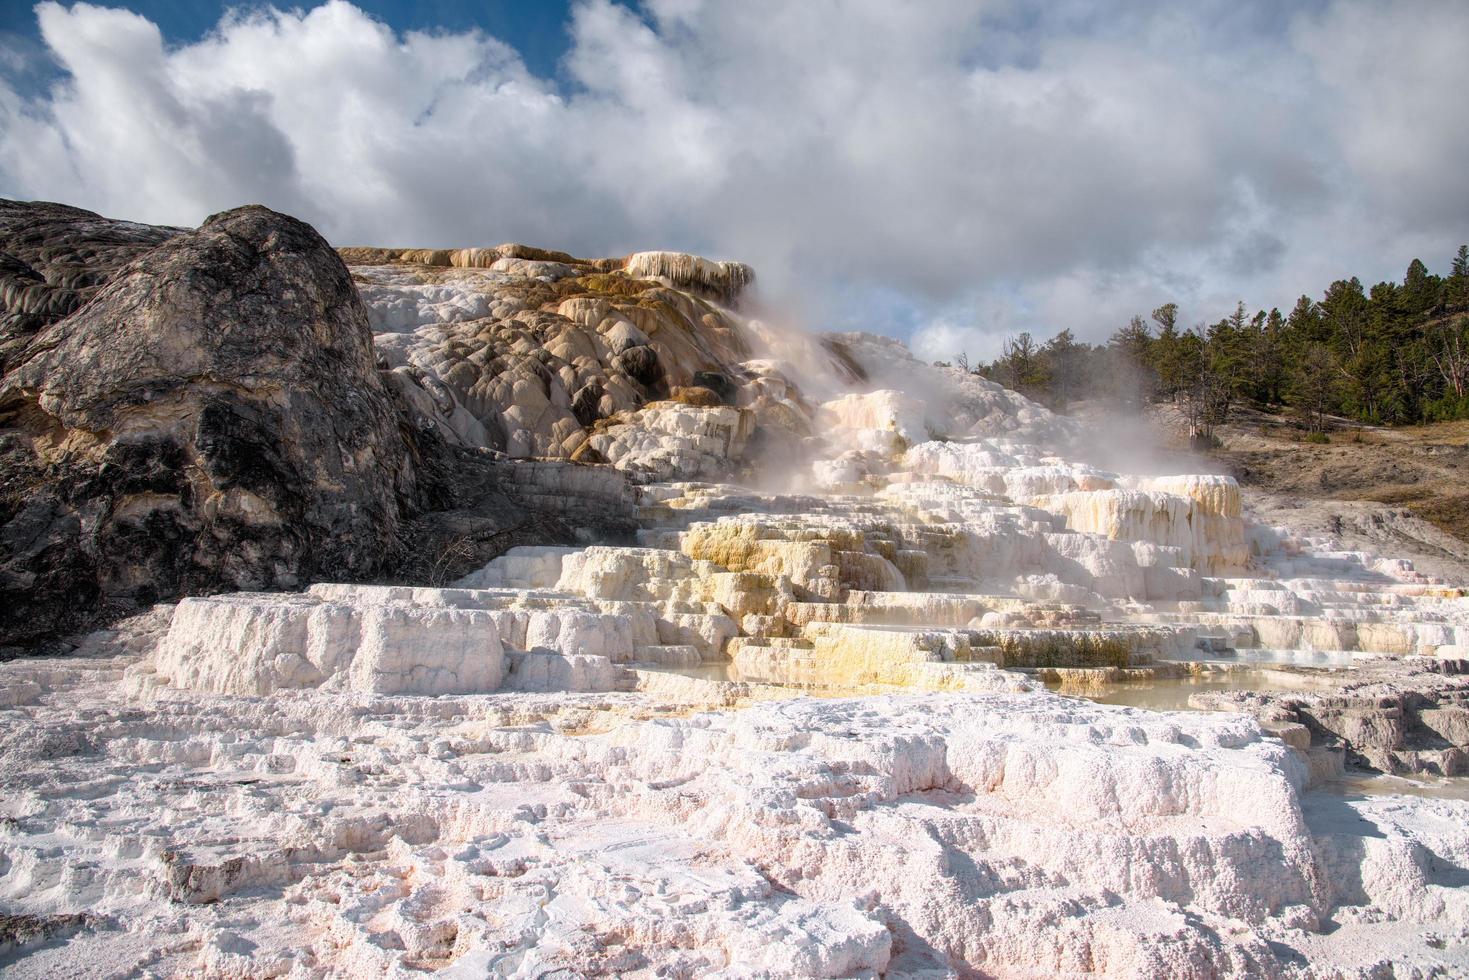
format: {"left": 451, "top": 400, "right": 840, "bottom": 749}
{"left": 1044, "top": 666, "right": 1343, "bottom": 711}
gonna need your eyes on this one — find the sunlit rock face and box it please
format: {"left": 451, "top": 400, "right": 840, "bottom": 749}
{"left": 356, "top": 254, "right": 782, "bottom": 466}
{"left": 0, "top": 203, "right": 418, "bottom": 646}
{"left": 148, "top": 591, "right": 506, "bottom": 696}
{"left": 5, "top": 237, "right": 1469, "bottom": 977}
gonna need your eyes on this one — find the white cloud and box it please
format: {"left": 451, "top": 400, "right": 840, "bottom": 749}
{"left": 1294, "top": 0, "right": 1469, "bottom": 232}
{"left": 1, "top": 0, "right": 1466, "bottom": 356}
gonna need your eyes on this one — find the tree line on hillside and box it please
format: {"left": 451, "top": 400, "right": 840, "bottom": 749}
{"left": 947, "top": 246, "right": 1469, "bottom": 444}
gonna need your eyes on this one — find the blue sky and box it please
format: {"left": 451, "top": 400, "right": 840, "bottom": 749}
{"left": 1, "top": 1, "right": 1466, "bottom": 360}
{"left": 0, "top": 1, "right": 585, "bottom": 89}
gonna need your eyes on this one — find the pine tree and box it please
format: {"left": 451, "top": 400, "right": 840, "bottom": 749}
{"left": 1151, "top": 303, "right": 1178, "bottom": 333}
{"left": 1206, "top": 308, "right": 1251, "bottom": 415}
{"left": 1286, "top": 295, "right": 1324, "bottom": 345}
{"left": 1403, "top": 258, "right": 1436, "bottom": 309}
{"left": 1448, "top": 246, "right": 1469, "bottom": 307}
{"left": 1150, "top": 320, "right": 1186, "bottom": 402}
{"left": 995, "top": 333, "right": 1049, "bottom": 397}
{"left": 1321, "top": 278, "right": 1392, "bottom": 421}
{"left": 1228, "top": 300, "right": 1248, "bottom": 333}
{"left": 1287, "top": 343, "right": 1338, "bottom": 433}
{"left": 1107, "top": 315, "right": 1155, "bottom": 408}
{"left": 959, "top": 248, "right": 1469, "bottom": 424}
{"left": 1042, "top": 329, "right": 1086, "bottom": 411}
{"left": 1175, "top": 327, "right": 1230, "bottom": 447}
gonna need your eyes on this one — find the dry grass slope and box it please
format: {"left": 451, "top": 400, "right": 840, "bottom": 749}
{"left": 1213, "top": 410, "right": 1469, "bottom": 543}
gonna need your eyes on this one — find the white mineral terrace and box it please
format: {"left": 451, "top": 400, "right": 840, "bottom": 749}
{"left": 4, "top": 260, "right": 1469, "bottom": 977}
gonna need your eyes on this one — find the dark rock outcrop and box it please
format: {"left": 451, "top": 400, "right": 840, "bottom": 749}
{"left": 0, "top": 200, "right": 179, "bottom": 371}
{"left": 390, "top": 447, "right": 637, "bottom": 587}
{"left": 0, "top": 202, "right": 418, "bottom": 646}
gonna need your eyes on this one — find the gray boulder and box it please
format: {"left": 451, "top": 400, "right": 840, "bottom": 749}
{"left": 0, "top": 202, "right": 417, "bottom": 645}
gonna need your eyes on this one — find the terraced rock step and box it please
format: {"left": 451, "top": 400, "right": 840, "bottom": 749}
{"left": 4, "top": 239, "right": 1469, "bottom": 976}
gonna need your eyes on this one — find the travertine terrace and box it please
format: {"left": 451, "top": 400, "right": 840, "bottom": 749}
{"left": 4, "top": 243, "right": 1469, "bottom": 977}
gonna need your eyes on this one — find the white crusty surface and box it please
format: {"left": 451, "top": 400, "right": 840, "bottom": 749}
{"left": 5, "top": 250, "right": 1469, "bottom": 977}
{"left": 5, "top": 647, "right": 1469, "bottom": 978}
{"left": 149, "top": 593, "right": 505, "bottom": 696}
